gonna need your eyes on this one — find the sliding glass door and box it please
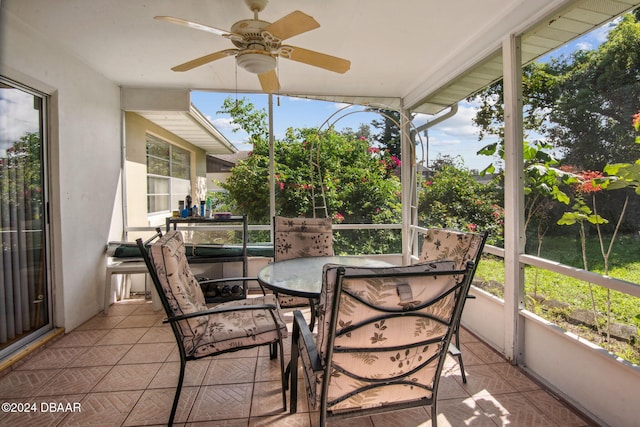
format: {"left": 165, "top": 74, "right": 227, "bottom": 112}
{"left": 0, "top": 77, "right": 51, "bottom": 355}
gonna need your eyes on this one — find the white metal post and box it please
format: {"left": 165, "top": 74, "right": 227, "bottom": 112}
{"left": 268, "top": 94, "right": 275, "bottom": 231}
{"left": 502, "top": 34, "right": 525, "bottom": 364}
{"left": 400, "top": 99, "right": 414, "bottom": 265}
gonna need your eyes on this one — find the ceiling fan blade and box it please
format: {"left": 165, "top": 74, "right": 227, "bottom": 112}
{"left": 258, "top": 69, "right": 280, "bottom": 93}
{"left": 154, "top": 16, "right": 242, "bottom": 40}
{"left": 281, "top": 45, "right": 350, "bottom": 74}
{"left": 171, "top": 49, "right": 238, "bottom": 72}
{"left": 264, "top": 11, "right": 319, "bottom": 41}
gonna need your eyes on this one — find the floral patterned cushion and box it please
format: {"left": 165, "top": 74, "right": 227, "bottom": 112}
{"left": 274, "top": 216, "right": 334, "bottom": 261}
{"left": 149, "top": 231, "right": 208, "bottom": 352}
{"left": 303, "top": 260, "right": 458, "bottom": 411}
{"left": 419, "top": 228, "right": 484, "bottom": 269}
{"left": 191, "top": 293, "right": 288, "bottom": 358}
{"left": 150, "top": 231, "right": 288, "bottom": 357}
{"left": 274, "top": 216, "right": 334, "bottom": 307}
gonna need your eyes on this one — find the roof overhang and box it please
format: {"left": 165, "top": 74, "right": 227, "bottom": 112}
{"left": 121, "top": 87, "right": 236, "bottom": 154}
{"left": 408, "top": 0, "right": 638, "bottom": 114}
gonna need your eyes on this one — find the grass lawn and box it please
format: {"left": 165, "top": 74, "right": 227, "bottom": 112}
{"left": 474, "top": 233, "right": 640, "bottom": 363}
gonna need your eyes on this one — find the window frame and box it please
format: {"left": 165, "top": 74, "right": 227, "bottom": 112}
{"left": 145, "top": 133, "right": 191, "bottom": 215}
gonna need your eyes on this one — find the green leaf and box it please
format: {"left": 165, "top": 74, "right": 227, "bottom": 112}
{"left": 479, "top": 164, "right": 495, "bottom": 176}
{"left": 557, "top": 212, "right": 578, "bottom": 225}
{"left": 477, "top": 143, "right": 498, "bottom": 156}
{"left": 523, "top": 144, "right": 537, "bottom": 161}
{"left": 551, "top": 186, "right": 570, "bottom": 204}
{"left": 603, "top": 163, "right": 623, "bottom": 175}
{"left": 586, "top": 214, "right": 608, "bottom": 225}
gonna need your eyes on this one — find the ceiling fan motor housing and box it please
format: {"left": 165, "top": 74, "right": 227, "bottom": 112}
{"left": 230, "top": 19, "right": 280, "bottom": 50}
{"left": 230, "top": 19, "right": 279, "bottom": 74}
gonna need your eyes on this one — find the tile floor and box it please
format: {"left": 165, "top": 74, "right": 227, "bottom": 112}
{"left": 0, "top": 297, "right": 594, "bottom": 426}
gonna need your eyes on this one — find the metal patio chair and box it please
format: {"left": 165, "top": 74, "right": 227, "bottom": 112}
{"left": 273, "top": 216, "right": 334, "bottom": 330}
{"left": 136, "top": 230, "right": 288, "bottom": 426}
{"left": 418, "top": 228, "right": 488, "bottom": 383}
{"left": 290, "top": 260, "right": 475, "bottom": 426}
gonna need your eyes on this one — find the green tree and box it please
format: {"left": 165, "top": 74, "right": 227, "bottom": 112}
{"left": 418, "top": 158, "right": 504, "bottom": 245}
{"left": 546, "top": 14, "right": 640, "bottom": 170}
{"left": 216, "top": 98, "right": 402, "bottom": 253}
{"left": 472, "top": 13, "right": 640, "bottom": 171}
{"left": 371, "top": 109, "right": 402, "bottom": 159}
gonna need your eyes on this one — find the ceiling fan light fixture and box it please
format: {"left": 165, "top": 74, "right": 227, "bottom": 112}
{"left": 236, "top": 51, "right": 276, "bottom": 74}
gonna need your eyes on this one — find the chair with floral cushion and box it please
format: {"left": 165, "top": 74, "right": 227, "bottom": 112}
{"left": 136, "top": 230, "right": 288, "bottom": 426}
{"left": 289, "top": 260, "right": 475, "bottom": 426}
{"left": 418, "top": 228, "right": 488, "bottom": 383}
{"left": 273, "top": 216, "right": 334, "bottom": 330}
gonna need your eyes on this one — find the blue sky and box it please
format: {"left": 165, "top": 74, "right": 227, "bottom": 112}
{"left": 191, "top": 91, "right": 496, "bottom": 171}
{"left": 191, "top": 20, "right": 614, "bottom": 172}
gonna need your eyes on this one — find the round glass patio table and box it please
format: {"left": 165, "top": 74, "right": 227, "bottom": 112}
{"left": 257, "top": 256, "right": 393, "bottom": 299}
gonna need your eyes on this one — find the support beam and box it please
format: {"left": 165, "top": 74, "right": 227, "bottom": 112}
{"left": 400, "top": 99, "right": 414, "bottom": 265}
{"left": 502, "top": 34, "right": 525, "bottom": 365}
{"left": 269, "top": 94, "right": 275, "bottom": 227}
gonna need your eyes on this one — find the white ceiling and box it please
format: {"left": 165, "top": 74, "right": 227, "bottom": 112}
{"left": 3, "top": 0, "right": 638, "bottom": 150}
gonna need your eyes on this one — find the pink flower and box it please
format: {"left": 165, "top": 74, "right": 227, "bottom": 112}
{"left": 279, "top": 182, "right": 285, "bottom": 190}
{"left": 359, "top": 136, "right": 367, "bottom": 141}
{"left": 466, "top": 223, "right": 477, "bottom": 232}
{"left": 333, "top": 213, "right": 345, "bottom": 223}
{"left": 367, "top": 146, "right": 380, "bottom": 153}
{"left": 576, "top": 170, "right": 603, "bottom": 194}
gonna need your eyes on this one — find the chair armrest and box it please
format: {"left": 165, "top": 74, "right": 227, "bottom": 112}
{"left": 292, "top": 310, "right": 323, "bottom": 372}
{"left": 199, "top": 276, "right": 258, "bottom": 284}
{"left": 164, "top": 303, "right": 278, "bottom": 324}
{"left": 290, "top": 309, "right": 322, "bottom": 414}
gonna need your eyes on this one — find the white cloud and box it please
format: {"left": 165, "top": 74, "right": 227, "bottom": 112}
{"left": 209, "top": 116, "right": 242, "bottom": 132}
{"left": 0, "top": 88, "right": 41, "bottom": 153}
{"left": 334, "top": 102, "right": 353, "bottom": 110}
{"left": 286, "top": 96, "right": 312, "bottom": 102}
{"left": 428, "top": 137, "right": 462, "bottom": 147}
{"left": 576, "top": 41, "right": 594, "bottom": 51}
{"left": 422, "top": 102, "right": 482, "bottom": 142}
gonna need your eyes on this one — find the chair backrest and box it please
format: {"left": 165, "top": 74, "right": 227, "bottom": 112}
{"left": 138, "top": 230, "right": 208, "bottom": 353}
{"left": 311, "top": 260, "right": 474, "bottom": 414}
{"left": 273, "top": 216, "right": 334, "bottom": 261}
{"left": 419, "top": 228, "right": 487, "bottom": 270}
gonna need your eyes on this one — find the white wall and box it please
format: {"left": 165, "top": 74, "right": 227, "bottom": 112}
{"left": 1, "top": 10, "right": 123, "bottom": 330}
{"left": 464, "top": 288, "right": 640, "bottom": 427}
{"left": 522, "top": 312, "right": 640, "bottom": 427}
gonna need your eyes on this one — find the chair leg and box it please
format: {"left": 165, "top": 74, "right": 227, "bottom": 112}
{"left": 270, "top": 342, "right": 277, "bottom": 359}
{"left": 454, "top": 324, "right": 467, "bottom": 384}
{"left": 290, "top": 320, "right": 300, "bottom": 414}
{"left": 284, "top": 362, "right": 291, "bottom": 390}
{"left": 169, "top": 358, "right": 186, "bottom": 426}
{"left": 457, "top": 352, "right": 467, "bottom": 384}
{"left": 432, "top": 400, "right": 438, "bottom": 427}
{"left": 278, "top": 337, "right": 287, "bottom": 412}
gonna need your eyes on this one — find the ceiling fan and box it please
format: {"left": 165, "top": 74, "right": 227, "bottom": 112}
{"left": 155, "top": 0, "right": 351, "bottom": 93}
